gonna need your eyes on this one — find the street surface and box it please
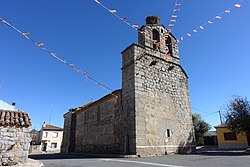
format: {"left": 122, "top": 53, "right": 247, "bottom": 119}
{"left": 29, "top": 152, "right": 250, "bottom": 167}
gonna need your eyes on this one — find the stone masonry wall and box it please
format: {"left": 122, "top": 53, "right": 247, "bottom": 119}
{"left": 61, "top": 112, "right": 72, "bottom": 154}
{"left": 122, "top": 42, "right": 195, "bottom": 156}
{"left": 135, "top": 44, "right": 195, "bottom": 156}
{"left": 73, "top": 91, "right": 122, "bottom": 154}
{"left": 121, "top": 45, "right": 137, "bottom": 155}
{"left": 0, "top": 126, "right": 31, "bottom": 166}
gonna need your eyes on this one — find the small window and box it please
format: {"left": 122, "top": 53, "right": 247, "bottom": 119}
{"left": 44, "top": 132, "right": 48, "bottom": 138}
{"left": 166, "top": 36, "right": 173, "bottom": 56}
{"left": 165, "top": 129, "right": 171, "bottom": 138}
{"left": 52, "top": 132, "right": 58, "bottom": 138}
{"left": 153, "top": 29, "right": 160, "bottom": 41}
{"left": 51, "top": 143, "right": 57, "bottom": 148}
{"left": 224, "top": 132, "right": 237, "bottom": 140}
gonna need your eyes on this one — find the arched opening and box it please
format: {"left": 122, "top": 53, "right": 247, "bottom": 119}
{"left": 166, "top": 36, "right": 173, "bottom": 56}
{"left": 152, "top": 29, "right": 160, "bottom": 49}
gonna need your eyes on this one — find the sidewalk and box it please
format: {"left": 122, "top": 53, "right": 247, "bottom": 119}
{"left": 196, "top": 146, "right": 250, "bottom": 155}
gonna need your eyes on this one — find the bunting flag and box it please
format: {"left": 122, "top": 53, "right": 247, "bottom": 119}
{"left": 132, "top": 24, "right": 139, "bottom": 28}
{"left": 95, "top": 0, "right": 101, "bottom": 4}
{"left": 21, "top": 32, "right": 30, "bottom": 36}
{"left": 37, "top": 42, "right": 44, "bottom": 47}
{"left": 178, "top": 0, "right": 244, "bottom": 42}
{"left": 168, "top": 0, "right": 182, "bottom": 28}
{"left": 0, "top": 17, "right": 118, "bottom": 98}
{"left": 94, "top": 0, "right": 139, "bottom": 31}
{"left": 109, "top": 9, "right": 117, "bottom": 13}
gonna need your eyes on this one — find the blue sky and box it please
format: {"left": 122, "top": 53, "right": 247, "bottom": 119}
{"left": 0, "top": 0, "right": 249, "bottom": 130}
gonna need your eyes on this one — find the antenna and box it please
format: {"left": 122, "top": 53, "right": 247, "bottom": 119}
{"left": 49, "top": 105, "right": 53, "bottom": 125}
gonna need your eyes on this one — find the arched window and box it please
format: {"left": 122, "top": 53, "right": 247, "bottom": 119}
{"left": 166, "top": 36, "right": 172, "bottom": 56}
{"left": 152, "top": 29, "right": 160, "bottom": 49}
{"left": 152, "top": 29, "right": 160, "bottom": 41}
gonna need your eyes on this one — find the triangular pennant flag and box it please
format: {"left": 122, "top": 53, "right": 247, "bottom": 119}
{"left": 199, "top": 26, "right": 204, "bottom": 30}
{"left": 37, "top": 42, "right": 44, "bottom": 47}
{"left": 175, "top": 4, "right": 181, "bottom": 6}
{"left": 169, "top": 24, "right": 174, "bottom": 27}
{"left": 193, "top": 30, "right": 197, "bottom": 33}
{"left": 121, "top": 18, "right": 127, "bottom": 21}
{"left": 49, "top": 52, "right": 56, "bottom": 56}
{"left": 208, "top": 21, "right": 213, "bottom": 24}
{"left": 132, "top": 24, "right": 138, "bottom": 28}
{"left": 83, "top": 71, "right": 88, "bottom": 75}
{"left": 172, "top": 15, "right": 177, "bottom": 18}
{"left": 21, "top": 32, "right": 30, "bottom": 36}
{"left": 235, "top": 3, "right": 241, "bottom": 8}
{"left": 109, "top": 9, "right": 117, "bottom": 13}
{"left": 170, "top": 20, "right": 176, "bottom": 22}
{"left": 174, "top": 9, "right": 181, "bottom": 12}
{"left": 95, "top": 0, "right": 101, "bottom": 4}
{"left": 180, "top": 37, "right": 184, "bottom": 40}
{"left": 187, "top": 33, "right": 191, "bottom": 37}
{"left": 225, "top": 9, "right": 231, "bottom": 13}
{"left": 215, "top": 16, "right": 222, "bottom": 19}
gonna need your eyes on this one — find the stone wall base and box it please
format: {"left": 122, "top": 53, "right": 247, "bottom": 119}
{"left": 74, "top": 143, "right": 121, "bottom": 154}
{"left": 136, "top": 145, "right": 196, "bottom": 157}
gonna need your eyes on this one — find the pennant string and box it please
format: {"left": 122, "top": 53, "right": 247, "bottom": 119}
{"left": 0, "top": 17, "right": 118, "bottom": 99}
{"left": 94, "top": 0, "right": 139, "bottom": 31}
{"left": 168, "top": 0, "right": 181, "bottom": 28}
{"left": 178, "top": 0, "right": 244, "bottom": 42}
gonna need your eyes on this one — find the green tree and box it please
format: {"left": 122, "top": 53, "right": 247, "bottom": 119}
{"left": 192, "top": 113, "right": 211, "bottom": 145}
{"left": 224, "top": 96, "right": 250, "bottom": 145}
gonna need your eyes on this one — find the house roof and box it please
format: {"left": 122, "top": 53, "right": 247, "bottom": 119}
{"left": 204, "top": 131, "right": 217, "bottom": 137}
{"left": 64, "top": 89, "right": 122, "bottom": 116}
{"left": 42, "top": 124, "right": 63, "bottom": 131}
{"left": 214, "top": 124, "right": 228, "bottom": 128}
{"left": 0, "top": 110, "right": 32, "bottom": 127}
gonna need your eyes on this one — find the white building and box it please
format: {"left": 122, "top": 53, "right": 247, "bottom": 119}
{"left": 36, "top": 124, "right": 63, "bottom": 153}
{"left": 0, "top": 100, "right": 18, "bottom": 111}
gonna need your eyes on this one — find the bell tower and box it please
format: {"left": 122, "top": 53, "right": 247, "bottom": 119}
{"left": 138, "top": 16, "right": 180, "bottom": 61}
{"left": 121, "top": 16, "right": 195, "bottom": 156}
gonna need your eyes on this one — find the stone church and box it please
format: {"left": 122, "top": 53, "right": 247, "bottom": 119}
{"left": 61, "top": 16, "right": 195, "bottom": 156}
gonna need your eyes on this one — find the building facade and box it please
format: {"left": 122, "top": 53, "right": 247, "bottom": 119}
{"left": 35, "top": 124, "right": 63, "bottom": 153}
{"left": 215, "top": 124, "right": 249, "bottom": 149}
{"left": 62, "top": 16, "right": 195, "bottom": 156}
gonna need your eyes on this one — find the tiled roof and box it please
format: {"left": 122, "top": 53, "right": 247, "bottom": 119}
{"left": 0, "top": 110, "right": 32, "bottom": 127}
{"left": 214, "top": 124, "right": 228, "bottom": 128}
{"left": 43, "top": 124, "right": 63, "bottom": 131}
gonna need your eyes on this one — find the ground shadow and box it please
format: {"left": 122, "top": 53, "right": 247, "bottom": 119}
{"left": 196, "top": 151, "right": 250, "bottom": 156}
{"left": 29, "top": 153, "right": 122, "bottom": 160}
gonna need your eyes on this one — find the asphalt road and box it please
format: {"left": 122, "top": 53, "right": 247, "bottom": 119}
{"left": 29, "top": 152, "right": 250, "bottom": 167}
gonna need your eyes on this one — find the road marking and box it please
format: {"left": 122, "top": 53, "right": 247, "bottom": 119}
{"left": 102, "top": 159, "right": 187, "bottom": 167}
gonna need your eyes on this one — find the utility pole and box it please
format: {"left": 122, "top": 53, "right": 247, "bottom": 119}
{"left": 218, "top": 110, "right": 223, "bottom": 124}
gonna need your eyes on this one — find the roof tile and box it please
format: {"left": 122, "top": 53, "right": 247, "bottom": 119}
{"left": 0, "top": 110, "right": 31, "bottom": 127}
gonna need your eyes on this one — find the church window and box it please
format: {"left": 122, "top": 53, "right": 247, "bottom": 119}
{"left": 165, "top": 129, "right": 171, "bottom": 138}
{"left": 166, "top": 36, "right": 173, "bottom": 56}
{"left": 152, "top": 29, "right": 160, "bottom": 50}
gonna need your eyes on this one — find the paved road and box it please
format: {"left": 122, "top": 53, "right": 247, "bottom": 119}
{"left": 29, "top": 152, "right": 250, "bottom": 167}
